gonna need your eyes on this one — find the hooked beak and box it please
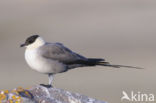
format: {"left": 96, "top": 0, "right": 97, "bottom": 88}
{"left": 20, "top": 43, "right": 26, "bottom": 47}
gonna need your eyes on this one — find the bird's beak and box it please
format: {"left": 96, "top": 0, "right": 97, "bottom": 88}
{"left": 20, "top": 43, "right": 26, "bottom": 47}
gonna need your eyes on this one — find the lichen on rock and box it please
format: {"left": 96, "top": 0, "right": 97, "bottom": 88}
{"left": 0, "top": 85, "right": 106, "bottom": 103}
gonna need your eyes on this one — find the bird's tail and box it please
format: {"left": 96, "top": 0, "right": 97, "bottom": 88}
{"left": 87, "top": 58, "right": 143, "bottom": 69}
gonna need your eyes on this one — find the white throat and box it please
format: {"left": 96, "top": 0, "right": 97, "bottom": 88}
{"left": 26, "top": 37, "right": 45, "bottom": 50}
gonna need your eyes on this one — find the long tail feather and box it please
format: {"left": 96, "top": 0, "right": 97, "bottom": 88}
{"left": 97, "top": 62, "right": 143, "bottom": 69}
{"left": 87, "top": 58, "right": 143, "bottom": 69}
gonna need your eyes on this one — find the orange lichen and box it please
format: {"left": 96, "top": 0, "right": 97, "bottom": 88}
{"left": 4, "top": 90, "right": 9, "bottom": 94}
{"left": 16, "top": 87, "right": 24, "bottom": 92}
{"left": 0, "top": 94, "right": 6, "bottom": 100}
{"left": 0, "top": 87, "right": 26, "bottom": 103}
{"left": 16, "top": 96, "right": 21, "bottom": 100}
{"left": 12, "top": 95, "right": 16, "bottom": 100}
{"left": 11, "top": 89, "right": 20, "bottom": 95}
{"left": 9, "top": 99, "right": 13, "bottom": 103}
{"left": 12, "top": 95, "right": 22, "bottom": 102}
{"left": 25, "top": 91, "right": 31, "bottom": 97}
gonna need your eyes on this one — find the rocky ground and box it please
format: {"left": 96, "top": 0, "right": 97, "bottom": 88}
{"left": 0, "top": 85, "right": 106, "bottom": 103}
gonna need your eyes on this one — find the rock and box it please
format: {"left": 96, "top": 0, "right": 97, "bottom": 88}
{"left": 0, "top": 85, "right": 106, "bottom": 103}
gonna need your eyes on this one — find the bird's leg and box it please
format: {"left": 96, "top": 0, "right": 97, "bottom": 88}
{"left": 48, "top": 73, "right": 54, "bottom": 86}
{"left": 40, "top": 74, "right": 53, "bottom": 88}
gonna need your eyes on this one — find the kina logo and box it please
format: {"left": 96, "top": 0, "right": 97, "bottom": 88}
{"left": 121, "top": 91, "right": 155, "bottom": 102}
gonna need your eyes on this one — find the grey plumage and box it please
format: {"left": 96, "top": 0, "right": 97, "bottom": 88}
{"left": 21, "top": 35, "right": 143, "bottom": 88}
{"left": 38, "top": 43, "right": 87, "bottom": 64}
{"left": 38, "top": 42, "right": 143, "bottom": 69}
{"left": 38, "top": 43, "right": 109, "bottom": 69}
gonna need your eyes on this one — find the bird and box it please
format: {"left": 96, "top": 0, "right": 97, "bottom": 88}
{"left": 21, "top": 35, "right": 142, "bottom": 88}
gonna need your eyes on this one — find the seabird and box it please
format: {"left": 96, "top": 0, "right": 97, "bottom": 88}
{"left": 21, "top": 35, "right": 142, "bottom": 88}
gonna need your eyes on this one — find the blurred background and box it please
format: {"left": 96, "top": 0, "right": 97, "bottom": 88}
{"left": 0, "top": 0, "right": 156, "bottom": 103}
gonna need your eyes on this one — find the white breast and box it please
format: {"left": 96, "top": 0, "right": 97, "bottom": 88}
{"left": 25, "top": 48, "right": 66, "bottom": 74}
{"left": 25, "top": 49, "right": 42, "bottom": 72}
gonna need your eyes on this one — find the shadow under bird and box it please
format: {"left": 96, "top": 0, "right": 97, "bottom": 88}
{"left": 21, "top": 35, "right": 142, "bottom": 88}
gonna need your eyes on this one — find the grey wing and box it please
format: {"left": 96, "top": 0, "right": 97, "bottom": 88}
{"left": 38, "top": 43, "right": 88, "bottom": 64}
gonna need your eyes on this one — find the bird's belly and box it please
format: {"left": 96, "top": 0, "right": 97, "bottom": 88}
{"left": 25, "top": 50, "right": 67, "bottom": 74}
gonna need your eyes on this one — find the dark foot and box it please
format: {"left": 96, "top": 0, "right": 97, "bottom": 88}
{"left": 40, "top": 84, "right": 52, "bottom": 88}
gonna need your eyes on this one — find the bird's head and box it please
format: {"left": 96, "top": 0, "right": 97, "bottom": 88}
{"left": 20, "top": 35, "right": 45, "bottom": 49}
